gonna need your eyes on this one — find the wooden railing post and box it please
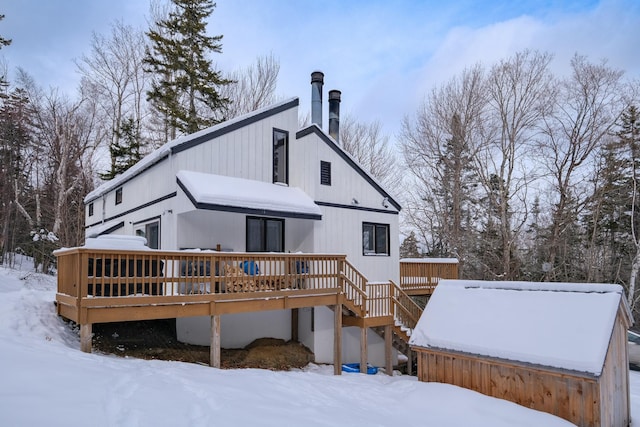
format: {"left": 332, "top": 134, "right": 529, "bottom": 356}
{"left": 334, "top": 299, "right": 342, "bottom": 375}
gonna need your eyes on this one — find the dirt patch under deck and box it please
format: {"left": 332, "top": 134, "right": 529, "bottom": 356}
{"left": 92, "top": 319, "right": 315, "bottom": 370}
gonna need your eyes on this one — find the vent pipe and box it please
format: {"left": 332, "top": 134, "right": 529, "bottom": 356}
{"left": 311, "top": 71, "right": 324, "bottom": 127}
{"left": 328, "top": 89, "right": 341, "bottom": 143}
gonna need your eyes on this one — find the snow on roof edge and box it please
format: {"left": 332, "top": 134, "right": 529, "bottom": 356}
{"left": 439, "top": 279, "right": 623, "bottom": 294}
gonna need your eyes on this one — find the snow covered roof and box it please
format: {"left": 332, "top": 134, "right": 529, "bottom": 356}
{"left": 82, "top": 235, "right": 152, "bottom": 250}
{"left": 409, "top": 280, "right": 628, "bottom": 375}
{"left": 84, "top": 98, "right": 299, "bottom": 204}
{"left": 177, "top": 170, "right": 322, "bottom": 220}
{"left": 85, "top": 220, "right": 125, "bottom": 238}
{"left": 401, "top": 258, "right": 459, "bottom": 263}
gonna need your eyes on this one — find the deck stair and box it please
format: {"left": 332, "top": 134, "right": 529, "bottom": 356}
{"left": 339, "top": 261, "right": 423, "bottom": 371}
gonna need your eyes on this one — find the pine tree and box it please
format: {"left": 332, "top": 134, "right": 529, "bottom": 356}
{"left": 400, "top": 231, "right": 422, "bottom": 259}
{"left": 144, "top": 0, "right": 231, "bottom": 141}
{"left": 100, "top": 117, "right": 144, "bottom": 180}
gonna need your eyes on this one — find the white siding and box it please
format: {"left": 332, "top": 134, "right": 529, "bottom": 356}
{"left": 177, "top": 311, "right": 292, "bottom": 347}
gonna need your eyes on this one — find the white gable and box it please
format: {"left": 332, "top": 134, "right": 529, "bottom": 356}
{"left": 409, "top": 280, "right": 624, "bottom": 375}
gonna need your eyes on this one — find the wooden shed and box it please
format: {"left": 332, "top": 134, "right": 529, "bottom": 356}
{"left": 409, "top": 280, "right": 632, "bottom": 427}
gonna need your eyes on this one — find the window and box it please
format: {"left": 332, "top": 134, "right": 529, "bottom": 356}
{"left": 363, "top": 223, "right": 390, "bottom": 256}
{"left": 273, "top": 129, "right": 288, "bottom": 184}
{"left": 247, "top": 217, "right": 284, "bottom": 252}
{"left": 88, "top": 203, "right": 94, "bottom": 217}
{"left": 320, "top": 161, "right": 331, "bottom": 186}
{"left": 115, "top": 188, "right": 123, "bottom": 205}
{"left": 134, "top": 220, "right": 160, "bottom": 249}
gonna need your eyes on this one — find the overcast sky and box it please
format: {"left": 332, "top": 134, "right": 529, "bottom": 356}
{"left": 2, "top": 0, "right": 639, "bottom": 139}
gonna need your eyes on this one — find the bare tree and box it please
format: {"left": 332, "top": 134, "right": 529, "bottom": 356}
{"left": 474, "top": 50, "right": 553, "bottom": 279}
{"left": 220, "top": 54, "right": 280, "bottom": 119}
{"left": 30, "top": 88, "right": 99, "bottom": 248}
{"left": 540, "top": 55, "right": 624, "bottom": 281}
{"left": 340, "top": 114, "right": 402, "bottom": 194}
{"left": 76, "top": 21, "right": 149, "bottom": 177}
{"left": 400, "top": 65, "right": 486, "bottom": 275}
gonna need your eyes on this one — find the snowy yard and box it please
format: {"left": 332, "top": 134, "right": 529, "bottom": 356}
{"left": 0, "top": 266, "right": 636, "bottom": 426}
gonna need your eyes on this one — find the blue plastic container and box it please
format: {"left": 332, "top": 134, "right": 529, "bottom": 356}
{"left": 341, "top": 363, "right": 378, "bottom": 375}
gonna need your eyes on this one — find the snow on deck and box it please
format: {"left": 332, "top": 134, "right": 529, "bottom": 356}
{"left": 177, "top": 170, "right": 322, "bottom": 218}
{"left": 409, "top": 280, "right": 624, "bottom": 375}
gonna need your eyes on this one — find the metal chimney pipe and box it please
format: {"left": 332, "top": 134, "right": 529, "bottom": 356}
{"left": 328, "top": 89, "right": 341, "bottom": 143}
{"left": 311, "top": 71, "right": 324, "bottom": 127}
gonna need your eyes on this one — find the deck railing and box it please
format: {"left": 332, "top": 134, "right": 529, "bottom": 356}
{"left": 56, "top": 248, "right": 434, "bottom": 343}
{"left": 390, "top": 280, "right": 423, "bottom": 331}
{"left": 399, "top": 258, "right": 459, "bottom": 295}
{"left": 55, "top": 248, "right": 348, "bottom": 299}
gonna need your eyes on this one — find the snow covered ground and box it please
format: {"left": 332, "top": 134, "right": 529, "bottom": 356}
{"left": 0, "top": 265, "right": 634, "bottom": 426}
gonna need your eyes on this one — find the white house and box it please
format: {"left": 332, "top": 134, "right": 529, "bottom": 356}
{"left": 83, "top": 72, "right": 401, "bottom": 367}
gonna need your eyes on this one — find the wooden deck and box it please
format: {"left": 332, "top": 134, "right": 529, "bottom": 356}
{"left": 399, "top": 258, "right": 459, "bottom": 295}
{"left": 55, "top": 248, "right": 428, "bottom": 374}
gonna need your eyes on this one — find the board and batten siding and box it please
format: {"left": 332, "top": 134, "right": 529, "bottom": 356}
{"left": 598, "top": 303, "right": 631, "bottom": 427}
{"left": 415, "top": 347, "right": 602, "bottom": 426}
{"left": 293, "top": 128, "right": 397, "bottom": 210}
{"left": 171, "top": 108, "right": 298, "bottom": 183}
{"left": 313, "top": 207, "right": 399, "bottom": 283}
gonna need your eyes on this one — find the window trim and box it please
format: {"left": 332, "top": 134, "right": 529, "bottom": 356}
{"left": 246, "top": 216, "right": 285, "bottom": 252}
{"left": 362, "top": 222, "right": 390, "bottom": 256}
{"left": 272, "top": 128, "right": 289, "bottom": 185}
{"left": 115, "top": 187, "right": 123, "bottom": 205}
{"left": 88, "top": 202, "right": 94, "bottom": 217}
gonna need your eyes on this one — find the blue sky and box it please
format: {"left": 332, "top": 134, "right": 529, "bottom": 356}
{"left": 1, "top": 0, "right": 639, "bottom": 138}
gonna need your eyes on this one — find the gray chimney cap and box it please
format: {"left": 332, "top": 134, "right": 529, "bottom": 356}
{"left": 311, "top": 71, "right": 324, "bottom": 84}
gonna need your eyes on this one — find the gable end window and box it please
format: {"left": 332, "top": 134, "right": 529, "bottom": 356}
{"left": 115, "top": 188, "right": 123, "bottom": 205}
{"left": 320, "top": 161, "right": 331, "bottom": 186}
{"left": 88, "top": 203, "right": 94, "bottom": 217}
{"left": 247, "top": 216, "right": 284, "bottom": 252}
{"left": 273, "top": 129, "right": 289, "bottom": 184}
{"left": 363, "top": 222, "right": 390, "bottom": 256}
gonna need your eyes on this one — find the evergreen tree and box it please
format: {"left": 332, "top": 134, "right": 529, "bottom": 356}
{"left": 144, "top": 0, "right": 231, "bottom": 140}
{"left": 100, "top": 117, "right": 144, "bottom": 180}
{"left": 400, "top": 231, "right": 422, "bottom": 259}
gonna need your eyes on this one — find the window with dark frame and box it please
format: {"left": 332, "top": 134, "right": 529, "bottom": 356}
{"left": 320, "top": 161, "right": 331, "bottom": 186}
{"left": 115, "top": 188, "right": 123, "bottom": 205}
{"left": 362, "top": 222, "right": 390, "bottom": 256}
{"left": 88, "top": 203, "right": 94, "bottom": 217}
{"left": 246, "top": 217, "right": 284, "bottom": 252}
{"left": 135, "top": 221, "right": 159, "bottom": 249}
{"left": 273, "top": 129, "right": 288, "bottom": 184}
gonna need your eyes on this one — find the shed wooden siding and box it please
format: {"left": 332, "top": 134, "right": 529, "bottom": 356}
{"left": 598, "top": 303, "right": 631, "bottom": 427}
{"left": 415, "top": 347, "right": 602, "bottom": 426}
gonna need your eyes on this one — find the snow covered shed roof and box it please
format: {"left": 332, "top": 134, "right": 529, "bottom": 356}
{"left": 409, "top": 280, "right": 630, "bottom": 376}
{"left": 84, "top": 98, "right": 299, "bottom": 204}
{"left": 177, "top": 170, "right": 322, "bottom": 220}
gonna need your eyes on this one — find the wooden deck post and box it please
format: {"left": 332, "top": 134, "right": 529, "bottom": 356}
{"left": 384, "top": 324, "right": 392, "bottom": 375}
{"left": 210, "top": 315, "right": 221, "bottom": 368}
{"left": 407, "top": 348, "right": 413, "bottom": 376}
{"left": 80, "top": 323, "right": 92, "bottom": 353}
{"left": 334, "top": 303, "right": 342, "bottom": 375}
{"left": 360, "top": 326, "right": 368, "bottom": 373}
{"left": 291, "top": 308, "right": 299, "bottom": 342}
